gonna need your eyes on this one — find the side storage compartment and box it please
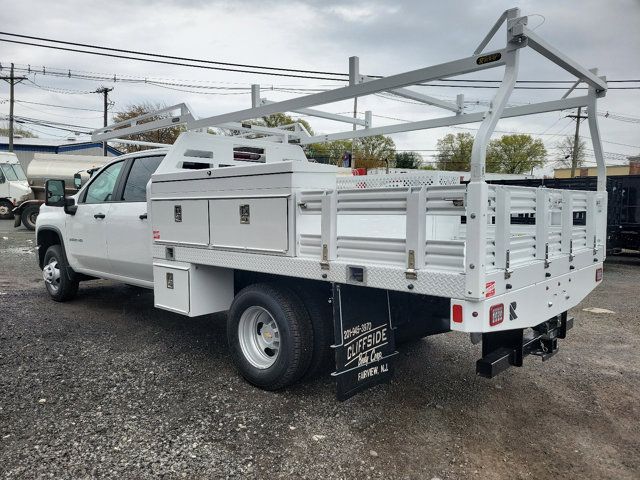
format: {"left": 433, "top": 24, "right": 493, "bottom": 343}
{"left": 153, "top": 261, "right": 234, "bottom": 317}
{"left": 151, "top": 199, "right": 210, "bottom": 245}
{"left": 209, "top": 196, "right": 289, "bottom": 253}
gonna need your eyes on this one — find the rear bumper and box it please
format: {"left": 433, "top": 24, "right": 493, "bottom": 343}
{"left": 450, "top": 262, "right": 602, "bottom": 333}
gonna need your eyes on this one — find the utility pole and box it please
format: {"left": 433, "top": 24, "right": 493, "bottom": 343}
{"left": 95, "top": 86, "right": 113, "bottom": 156}
{"left": 0, "top": 63, "right": 27, "bottom": 152}
{"left": 566, "top": 107, "right": 588, "bottom": 178}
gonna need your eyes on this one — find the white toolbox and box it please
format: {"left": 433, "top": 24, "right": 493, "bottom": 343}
{"left": 153, "top": 261, "right": 233, "bottom": 317}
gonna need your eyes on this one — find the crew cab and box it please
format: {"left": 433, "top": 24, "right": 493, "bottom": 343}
{"left": 37, "top": 149, "right": 168, "bottom": 292}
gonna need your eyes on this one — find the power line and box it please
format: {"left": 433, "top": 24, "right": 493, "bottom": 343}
{"left": 1, "top": 31, "right": 639, "bottom": 86}
{"left": 2, "top": 97, "right": 115, "bottom": 113}
{"left": 23, "top": 78, "right": 96, "bottom": 94}
{"left": 5, "top": 114, "right": 98, "bottom": 130}
{"left": 0, "top": 38, "right": 345, "bottom": 82}
{"left": 6, "top": 62, "right": 639, "bottom": 98}
{"left": 0, "top": 31, "right": 348, "bottom": 77}
{"left": 4, "top": 64, "right": 334, "bottom": 96}
{"left": 10, "top": 100, "right": 104, "bottom": 119}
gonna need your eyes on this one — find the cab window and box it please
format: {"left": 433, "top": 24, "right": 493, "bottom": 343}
{"left": 121, "top": 156, "right": 164, "bottom": 202}
{"left": 0, "top": 164, "right": 18, "bottom": 181}
{"left": 83, "top": 161, "right": 124, "bottom": 204}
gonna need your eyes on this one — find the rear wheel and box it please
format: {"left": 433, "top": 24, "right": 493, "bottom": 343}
{"left": 21, "top": 204, "right": 39, "bottom": 230}
{"left": 227, "top": 283, "right": 313, "bottom": 390}
{"left": 43, "top": 245, "right": 79, "bottom": 302}
{"left": 0, "top": 199, "right": 14, "bottom": 220}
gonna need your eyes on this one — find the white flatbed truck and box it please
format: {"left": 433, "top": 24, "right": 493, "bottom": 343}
{"left": 36, "top": 8, "right": 608, "bottom": 399}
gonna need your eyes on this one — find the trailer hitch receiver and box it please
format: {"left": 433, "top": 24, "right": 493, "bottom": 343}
{"left": 476, "top": 312, "right": 573, "bottom": 378}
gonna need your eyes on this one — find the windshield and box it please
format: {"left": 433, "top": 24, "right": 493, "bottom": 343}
{"left": 0, "top": 164, "right": 18, "bottom": 181}
{"left": 0, "top": 164, "right": 26, "bottom": 181}
{"left": 12, "top": 164, "right": 27, "bottom": 181}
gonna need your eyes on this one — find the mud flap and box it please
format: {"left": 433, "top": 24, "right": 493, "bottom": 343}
{"left": 331, "top": 283, "right": 397, "bottom": 401}
{"left": 12, "top": 205, "right": 22, "bottom": 228}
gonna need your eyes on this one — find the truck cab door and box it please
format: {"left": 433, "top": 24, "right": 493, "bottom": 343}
{"left": 66, "top": 160, "right": 125, "bottom": 274}
{"left": 105, "top": 154, "right": 164, "bottom": 285}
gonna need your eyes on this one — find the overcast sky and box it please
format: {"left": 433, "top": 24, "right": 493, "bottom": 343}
{"left": 1, "top": 0, "right": 639, "bottom": 171}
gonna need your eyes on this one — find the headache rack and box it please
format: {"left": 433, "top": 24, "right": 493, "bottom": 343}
{"left": 94, "top": 7, "right": 608, "bottom": 305}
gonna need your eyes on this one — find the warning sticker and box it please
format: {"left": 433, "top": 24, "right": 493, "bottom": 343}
{"left": 485, "top": 281, "right": 496, "bottom": 298}
{"left": 153, "top": 230, "right": 160, "bottom": 240}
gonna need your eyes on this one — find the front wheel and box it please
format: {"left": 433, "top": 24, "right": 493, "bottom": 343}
{"left": 227, "top": 283, "right": 313, "bottom": 390}
{"left": 0, "top": 199, "right": 14, "bottom": 220}
{"left": 43, "top": 245, "right": 79, "bottom": 302}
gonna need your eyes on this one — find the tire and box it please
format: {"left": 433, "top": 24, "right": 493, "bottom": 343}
{"left": 21, "top": 204, "right": 40, "bottom": 230}
{"left": 0, "top": 199, "right": 14, "bottom": 220}
{"left": 43, "top": 245, "right": 79, "bottom": 302}
{"left": 227, "top": 283, "right": 313, "bottom": 390}
{"left": 295, "top": 287, "right": 335, "bottom": 379}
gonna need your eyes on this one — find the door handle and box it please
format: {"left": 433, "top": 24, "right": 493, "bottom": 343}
{"left": 139, "top": 213, "right": 148, "bottom": 220}
{"left": 94, "top": 213, "right": 106, "bottom": 219}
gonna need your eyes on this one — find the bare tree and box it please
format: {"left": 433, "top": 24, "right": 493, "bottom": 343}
{"left": 555, "top": 136, "right": 587, "bottom": 168}
{"left": 112, "top": 102, "right": 184, "bottom": 153}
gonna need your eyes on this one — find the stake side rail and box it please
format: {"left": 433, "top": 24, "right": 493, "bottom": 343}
{"left": 149, "top": 180, "right": 607, "bottom": 301}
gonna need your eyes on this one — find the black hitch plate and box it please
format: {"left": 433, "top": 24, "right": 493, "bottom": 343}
{"left": 476, "top": 312, "right": 573, "bottom": 378}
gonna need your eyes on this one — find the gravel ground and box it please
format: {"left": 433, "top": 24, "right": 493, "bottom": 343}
{"left": 1, "top": 219, "right": 639, "bottom": 479}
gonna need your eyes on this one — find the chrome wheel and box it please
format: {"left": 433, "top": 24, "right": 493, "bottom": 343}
{"left": 0, "top": 204, "right": 9, "bottom": 216}
{"left": 238, "top": 306, "right": 281, "bottom": 369}
{"left": 43, "top": 258, "right": 61, "bottom": 293}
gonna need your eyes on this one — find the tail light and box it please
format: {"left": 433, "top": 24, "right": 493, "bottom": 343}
{"left": 595, "top": 267, "right": 603, "bottom": 282}
{"left": 452, "top": 304, "right": 463, "bottom": 323}
{"left": 489, "top": 304, "right": 504, "bottom": 327}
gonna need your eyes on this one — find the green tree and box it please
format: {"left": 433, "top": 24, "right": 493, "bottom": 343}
{"left": 420, "top": 164, "right": 437, "bottom": 171}
{"left": 555, "top": 135, "right": 587, "bottom": 168}
{"left": 354, "top": 135, "right": 396, "bottom": 170}
{"left": 112, "top": 102, "right": 184, "bottom": 153}
{"left": 308, "top": 135, "right": 396, "bottom": 169}
{"left": 395, "top": 151, "right": 422, "bottom": 169}
{"left": 307, "top": 140, "right": 352, "bottom": 165}
{"left": 248, "top": 113, "right": 314, "bottom": 136}
{"left": 486, "top": 134, "right": 547, "bottom": 174}
{"left": 435, "top": 132, "right": 474, "bottom": 171}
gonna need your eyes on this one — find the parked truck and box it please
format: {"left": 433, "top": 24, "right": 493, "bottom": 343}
{"left": 36, "top": 8, "right": 609, "bottom": 399}
{"left": 0, "top": 152, "right": 32, "bottom": 220}
{"left": 490, "top": 175, "right": 640, "bottom": 253}
{"left": 11, "top": 153, "right": 108, "bottom": 230}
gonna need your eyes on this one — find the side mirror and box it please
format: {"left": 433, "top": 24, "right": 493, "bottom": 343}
{"left": 73, "top": 173, "right": 82, "bottom": 189}
{"left": 45, "top": 179, "right": 66, "bottom": 207}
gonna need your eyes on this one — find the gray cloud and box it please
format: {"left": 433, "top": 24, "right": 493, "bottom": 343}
{"left": 1, "top": 0, "right": 638, "bottom": 166}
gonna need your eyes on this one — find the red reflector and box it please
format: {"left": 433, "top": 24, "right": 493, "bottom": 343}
{"left": 489, "top": 304, "right": 504, "bottom": 327}
{"left": 452, "top": 304, "right": 463, "bottom": 323}
{"left": 595, "top": 267, "right": 603, "bottom": 282}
